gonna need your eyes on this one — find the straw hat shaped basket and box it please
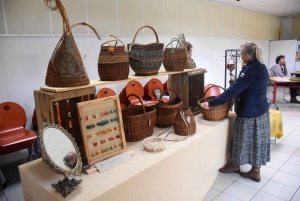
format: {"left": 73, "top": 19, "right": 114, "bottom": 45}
{"left": 198, "top": 85, "right": 234, "bottom": 121}
{"left": 163, "top": 38, "right": 187, "bottom": 72}
{"left": 155, "top": 89, "right": 182, "bottom": 127}
{"left": 122, "top": 94, "right": 156, "bottom": 142}
{"left": 44, "top": 0, "right": 101, "bottom": 87}
{"left": 98, "top": 34, "right": 129, "bottom": 81}
{"left": 127, "top": 26, "right": 164, "bottom": 76}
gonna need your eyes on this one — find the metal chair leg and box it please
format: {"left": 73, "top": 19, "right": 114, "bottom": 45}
{"left": 0, "top": 169, "right": 7, "bottom": 189}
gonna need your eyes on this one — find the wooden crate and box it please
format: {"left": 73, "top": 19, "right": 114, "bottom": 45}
{"left": 34, "top": 87, "right": 96, "bottom": 165}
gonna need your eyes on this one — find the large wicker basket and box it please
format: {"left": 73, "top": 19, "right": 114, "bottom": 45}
{"left": 127, "top": 26, "right": 164, "bottom": 76}
{"left": 198, "top": 85, "right": 234, "bottom": 121}
{"left": 155, "top": 89, "right": 182, "bottom": 127}
{"left": 98, "top": 34, "right": 129, "bottom": 81}
{"left": 163, "top": 38, "right": 187, "bottom": 72}
{"left": 122, "top": 94, "right": 156, "bottom": 142}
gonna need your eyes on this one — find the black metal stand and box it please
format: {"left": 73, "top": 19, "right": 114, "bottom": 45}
{"left": 0, "top": 169, "right": 7, "bottom": 189}
{"left": 224, "top": 49, "right": 240, "bottom": 89}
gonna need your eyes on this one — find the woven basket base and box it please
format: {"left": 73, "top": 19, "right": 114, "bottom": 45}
{"left": 125, "top": 132, "right": 153, "bottom": 142}
{"left": 135, "top": 72, "right": 159, "bottom": 76}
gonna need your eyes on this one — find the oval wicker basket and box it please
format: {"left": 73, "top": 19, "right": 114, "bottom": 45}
{"left": 155, "top": 89, "right": 182, "bottom": 127}
{"left": 198, "top": 85, "right": 234, "bottom": 121}
{"left": 121, "top": 94, "right": 156, "bottom": 142}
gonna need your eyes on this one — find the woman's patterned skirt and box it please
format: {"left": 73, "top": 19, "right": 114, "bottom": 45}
{"left": 231, "top": 111, "right": 270, "bottom": 167}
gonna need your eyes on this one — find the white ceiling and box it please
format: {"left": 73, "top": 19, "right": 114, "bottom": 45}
{"left": 206, "top": 0, "right": 300, "bottom": 17}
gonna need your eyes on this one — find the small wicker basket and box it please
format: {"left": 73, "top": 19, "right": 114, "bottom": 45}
{"left": 198, "top": 85, "right": 234, "bottom": 121}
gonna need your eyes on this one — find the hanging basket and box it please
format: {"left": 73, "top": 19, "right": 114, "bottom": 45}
{"left": 198, "top": 85, "right": 234, "bottom": 121}
{"left": 163, "top": 38, "right": 187, "bottom": 72}
{"left": 45, "top": 0, "right": 101, "bottom": 87}
{"left": 127, "top": 25, "right": 164, "bottom": 76}
{"left": 98, "top": 34, "right": 129, "bottom": 81}
{"left": 155, "top": 89, "right": 182, "bottom": 127}
{"left": 121, "top": 94, "right": 156, "bottom": 142}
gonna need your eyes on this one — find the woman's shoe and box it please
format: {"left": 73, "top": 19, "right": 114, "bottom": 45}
{"left": 219, "top": 163, "right": 240, "bottom": 173}
{"left": 240, "top": 168, "right": 261, "bottom": 182}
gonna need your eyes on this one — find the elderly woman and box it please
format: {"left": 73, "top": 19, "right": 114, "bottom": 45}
{"left": 200, "top": 42, "right": 270, "bottom": 182}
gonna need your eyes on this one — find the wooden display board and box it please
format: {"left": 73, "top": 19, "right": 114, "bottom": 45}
{"left": 77, "top": 96, "right": 126, "bottom": 165}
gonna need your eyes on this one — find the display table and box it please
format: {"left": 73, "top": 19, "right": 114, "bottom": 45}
{"left": 19, "top": 113, "right": 236, "bottom": 201}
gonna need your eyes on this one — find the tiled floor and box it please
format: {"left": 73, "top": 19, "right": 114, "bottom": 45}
{"left": 0, "top": 89, "right": 299, "bottom": 201}
{"left": 204, "top": 89, "right": 300, "bottom": 201}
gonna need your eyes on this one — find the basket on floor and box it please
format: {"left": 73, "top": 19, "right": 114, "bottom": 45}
{"left": 198, "top": 85, "right": 234, "bottom": 121}
{"left": 155, "top": 89, "right": 182, "bottom": 127}
{"left": 121, "top": 94, "right": 156, "bottom": 142}
{"left": 98, "top": 34, "right": 129, "bottom": 81}
{"left": 163, "top": 38, "right": 187, "bottom": 72}
{"left": 174, "top": 107, "right": 196, "bottom": 136}
{"left": 127, "top": 25, "right": 164, "bottom": 76}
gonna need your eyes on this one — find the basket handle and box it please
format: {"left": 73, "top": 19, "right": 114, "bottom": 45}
{"left": 227, "top": 58, "right": 234, "bottom": 64}
{"left": 104, "top": 34, "right": 127, "bottom": 52}
{"left": 203, "top": 85, "right": 225, "bottom": 99}
{"left": 165, "top": 38, "right": 186, "bottom": 54}
{"left": 126, "top": 94, "right": 146, "bottom": 115}
{"left": 128, "top": 25, "right": 159, "bottom": 52}
{"left": 70, "top": 22, "right": 101, "bottom": 40}
{"left": 101, "top": 39, "right": 118, "bottom": 47}
{"left": 159, "top": 89, "right": 179, "bottom": 101}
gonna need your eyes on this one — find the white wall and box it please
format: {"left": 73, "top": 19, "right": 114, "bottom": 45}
{"left": 0, "top": 0, "right": 276, "bottom": 165}
{"left": 280, "top": 17, "right": 294, "bottom": 40}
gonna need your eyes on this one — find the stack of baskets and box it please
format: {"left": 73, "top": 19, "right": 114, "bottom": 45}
{"left": 198, "top": 85, "right": 234, "bottom": 121}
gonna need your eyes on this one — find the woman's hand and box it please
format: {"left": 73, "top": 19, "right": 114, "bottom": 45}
{"left": 200, "top": 102, "right": 210, "bottom": 110}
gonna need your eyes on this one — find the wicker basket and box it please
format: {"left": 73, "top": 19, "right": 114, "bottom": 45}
{"left": 155, "top": 89, "right": 182, "bottom": 127}
{"left": 45, "top": 0, "right": 101, "bottom": 87}
{"left": 98, "top": 34, "right": 129, "bottom": 81}
{"left": 174, "top": 107, "right": 196, "bottom": 136}
{"left": 163, "top": 38, "right": 187, "bottom": 72}
{"left": 127, "top": 26, "right": 164, "bottom": 76}
{"left": 122, "top": 94, "right": 156, "bottom": 142}
{"left": 198, "top": 85, "right": 234, "bottom": 121}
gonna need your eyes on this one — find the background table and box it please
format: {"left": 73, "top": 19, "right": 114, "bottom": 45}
{"left": 19, "top": 113, "right": 236, "bottom": 201}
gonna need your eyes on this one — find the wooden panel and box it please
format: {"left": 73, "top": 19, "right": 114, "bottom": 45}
{"left": 0, "top": 2, "right": 5, "bottom": 34}
{"left": 293, "top": 16, "right": 300, "bottom": 39}
{"left": 165, "top": 0, "right": 182, "bottom": 35}
{"left": 143, "top": 0, "right": 164, "bottom": 35}
{"left": 271, "top": 17, "right": 280, "bottom": 40}
{"left": 198, "top": 1, "right": 211, "bottom": 37}
{"left": 118, "top": 0, "right": 142, "bottom": 34}
{"left": 223, "top": 6, "right": 233, "bottom": 38}
{"left": 3, "top": 0, "right": 50, "bottom": 34}
{"left": 243, "top": 11, "right": 252, "bottom": 38}
{"left": 182, "top": 0, "right": 198, "bottom": 36}
{"left": 233, "top": 8, "right": 243, "bottom": 38}
{"left": 211, "top": 3, "right": 223, "bottom": 37}
{"left": 51, "top": 0, "right": 87, "bottom": 34}
{"left": 87, "top": 0, "right": 117, "bottom": 34}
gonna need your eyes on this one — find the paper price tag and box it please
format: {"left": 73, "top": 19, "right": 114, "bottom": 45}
{"left": 95, "top": 152, "right": 131, "bottom": 172}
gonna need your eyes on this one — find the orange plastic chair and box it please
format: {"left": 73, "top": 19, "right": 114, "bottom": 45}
{"left": 0, "top": 102, "right": 37, "bottom": 189}
{"left": 204, "top": 84, "right": 221, "bottom": 98}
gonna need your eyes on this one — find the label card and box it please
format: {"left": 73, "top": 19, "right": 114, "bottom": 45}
{"left": 95, "top": 152, "right": 131, "bottom": 172}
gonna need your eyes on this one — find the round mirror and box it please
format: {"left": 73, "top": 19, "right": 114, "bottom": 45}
{"left": 39, "top": 123, "right": 82, "bottom": 197}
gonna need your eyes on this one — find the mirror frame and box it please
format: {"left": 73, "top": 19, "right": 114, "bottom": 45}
{"left": 39, "top": 123, "right": 82, "bottom": 177}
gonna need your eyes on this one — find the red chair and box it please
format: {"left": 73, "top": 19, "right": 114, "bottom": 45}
{"left": 204, "top": 84, "right": 221, "bottom": 98}
{"left": 0, "top": 102, "right": 37, "bottom": 189}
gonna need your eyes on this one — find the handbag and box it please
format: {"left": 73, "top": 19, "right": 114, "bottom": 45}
{"left": 98, "top": 34, "right": 129, "bottom": 81}
{"left": 173, "top": 107, "right": 196, "bottom": 136}
{"left": 45, "top": 0, "right": 101, "bottom": 87}
{"left": 163, "top": 38, "right": 187, "bottom": 71}
{"left": 127, "top": 25, "right": 164, "bottom": 76}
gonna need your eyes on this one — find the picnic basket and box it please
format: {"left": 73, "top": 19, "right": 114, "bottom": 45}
{"left": 121, "top": 94, "right": 156, "bottom": 142}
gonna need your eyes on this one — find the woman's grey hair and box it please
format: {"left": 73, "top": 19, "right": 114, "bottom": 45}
{"left": 241, "top": 42, "right": 264, "bottom": 64}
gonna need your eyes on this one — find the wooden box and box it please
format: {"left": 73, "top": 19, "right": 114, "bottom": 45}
{"left": 34, "top": 87, "right": 96, "bottom": 163}
{"left": 77, "top": 96, "right": 126, "bottom": 165}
